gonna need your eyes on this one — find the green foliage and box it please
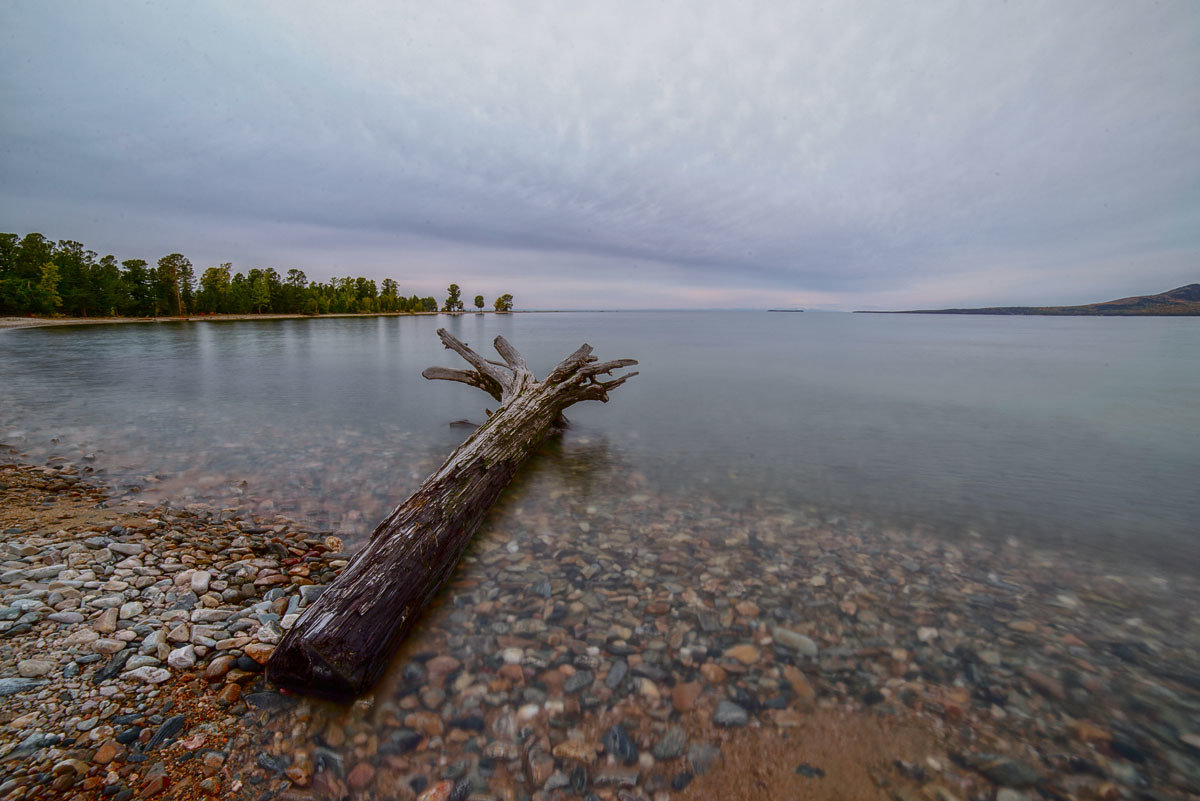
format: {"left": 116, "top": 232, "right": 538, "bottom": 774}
{"left": 156, "top": 253, "right": 193, "bottom": 315}
{"left": 474, "top": 294, "right": 484, "bottom": 310}
{"left": 494, "top": 293, "right": 514, "bottom": 312}
{"left": 0, "top": 230, "right": 467, "bottom": 319}
{"left": 34, "top": 262, "right": 62, "bottom": 314}
{"left": 443, "top": 283, "right": 464, "bottom": 312}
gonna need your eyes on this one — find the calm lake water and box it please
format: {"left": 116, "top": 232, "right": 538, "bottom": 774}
{"left": 2, "top": 312, "right": 1198, "bottom": 567}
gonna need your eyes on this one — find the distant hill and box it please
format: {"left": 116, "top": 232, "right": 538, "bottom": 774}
{"left": 859, "top": 283, "right": 1200, "bottom": 316}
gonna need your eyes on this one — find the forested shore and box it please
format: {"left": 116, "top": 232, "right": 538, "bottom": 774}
{"left": 0, "top": 232, "right": 512, "bottom": 318}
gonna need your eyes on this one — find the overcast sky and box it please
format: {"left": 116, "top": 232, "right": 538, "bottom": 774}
{"left": 1, "top": 1, "right": 1196, "bottom": 309}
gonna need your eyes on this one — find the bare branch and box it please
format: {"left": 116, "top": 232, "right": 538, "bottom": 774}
{"left": 421, "top": 367, "right": 503, "bottom": 402}
{"left": 579, "top": 358, "right": 638, "bottom": 378}
{"left": 545, "top": 343, "right": 595, "bottom": 384}
{"left": 493, "top": 335, "right": 530, "bottom": 376}
{"left": 597, "top": 370, "right": 639, "bottom": 390}
{"left": 435, "top": 328, "right": 512, "bottom": 397}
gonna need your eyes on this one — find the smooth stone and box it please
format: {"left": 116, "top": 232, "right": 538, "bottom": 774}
{"left": 723, "top": 644, "right": 760, "bottom": 665}
{"left": 602, "top": 725, "right": 638, "bottom": 765}
{"left": 652, "top": 726, "right": 688, "bottom": 760}
{"left": 772, "top": 627, "right": 818, "bottom": 657}
{"left": 564, "top": 670, "right": 595, "bottom": 694}
{"left": 605, "top": 660, "right": 628, "bottom": 689}
{"left": 123, "top": 666, "right": 171, "bottom": 684}
{"left": 167, "top": 645, "right": 196, "bottom": 669}
{"left": 0, "top": 677, "right": 49, "bottom": 696}
{"left": 544, "top": 771, "right": 570, "bottom": 791}
{"left": 125, "top": 655, "right": 161, "bottom": 670}
{"left": 298, "top": 585, "right": 325, "bottom": 605}
{"left": 190, "top": 571, "right": 212, "bottom": 595}
{"left": 118, "top": 601, "right": 144, "bottom": 620}
{"left": 94, "top": 608, "right": 119, "bottom": 633}
{"left": 244, "top": 642, "right": 275, "bottom": 664}
{"left": 48, "top": 612, "right": 85, "bottom": 624}
{"left": 245, "top": 692, "right": 292, "bottom": 712}
{"left": 976, "top": 756, "right": 1042, "bottom": 788}
{"left": 18, "top": 659, "right": 53, "bottom": 678}
{"left": 712, "top": 700, "right": 749, "bottom": 727}
{"left": 204, "top": 655, "right": 234, "bottom": 681}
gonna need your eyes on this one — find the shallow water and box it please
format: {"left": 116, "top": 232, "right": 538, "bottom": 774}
{"left": 2, "top": 311, "right": 1198, "bottom": 565}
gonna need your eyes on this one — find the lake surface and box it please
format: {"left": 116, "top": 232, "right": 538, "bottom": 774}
{"left": 2, "top": 312, "right": 1198, "bottom": 568}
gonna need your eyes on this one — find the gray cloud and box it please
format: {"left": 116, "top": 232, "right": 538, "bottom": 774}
{"left": 1, "top": 0, "right": 1197, "bottom": 309}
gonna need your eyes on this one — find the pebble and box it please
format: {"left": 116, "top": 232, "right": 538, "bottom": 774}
{"left": 122, "top": 666, "right": 171, "bottom": 684}
{"left": 772, "top": 627, "right": 818, "bottom": 657}
{"left": 652, "top": 726, "right": 688, "bottom": 760}
{"left": 602, "top": 725, "right": 639, "bottom": 765}
{"left": 166, "top": 645, "right": 196, "bottom": 669}
{"left": 2, "top": 436, "right": 1199, "bottom": 801}
{"left": 712, "top": 700, "right": 749, "bottom": 727}
{"left": 17, "top": 659, "right": 53, "bottom": 678}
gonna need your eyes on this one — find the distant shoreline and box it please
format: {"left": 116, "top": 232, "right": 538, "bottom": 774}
{"left": 854, "top": 282, "right": 1200, "bottom": 316}
{"left": 853, "top": 309, "right": 1200, "bottom": 317}
{"left": 0, "top": 310, "right": 534, "bottom": 330}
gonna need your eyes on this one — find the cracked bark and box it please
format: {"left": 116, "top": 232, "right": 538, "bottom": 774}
{"left": 267, "top": 328, "right": 637, "bottom": 699}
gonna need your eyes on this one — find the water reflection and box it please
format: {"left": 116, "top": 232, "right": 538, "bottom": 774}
{"left": 2, "top": 313, "right": 1198, "bottom": 566}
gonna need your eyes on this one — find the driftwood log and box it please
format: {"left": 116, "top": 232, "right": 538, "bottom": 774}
{"left": 267, "top": 329, "right": 637, "bottom": 699}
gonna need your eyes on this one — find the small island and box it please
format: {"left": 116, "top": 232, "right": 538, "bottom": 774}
{"left": 857, "top": 283, "right": 1200, "bottom": 316}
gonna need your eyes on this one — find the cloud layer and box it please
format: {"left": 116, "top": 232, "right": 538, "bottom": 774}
{"left": 2, "top": 1, "right": 1197, "bottom": 309}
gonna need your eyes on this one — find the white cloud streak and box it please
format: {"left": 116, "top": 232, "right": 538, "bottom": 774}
{"left": 1, "top": 0, "right": 1197, "bottom": 308}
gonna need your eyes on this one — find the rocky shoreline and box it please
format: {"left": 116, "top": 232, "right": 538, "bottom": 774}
{"left": 1, "top": 460, "right": 1199, "bottom": 800}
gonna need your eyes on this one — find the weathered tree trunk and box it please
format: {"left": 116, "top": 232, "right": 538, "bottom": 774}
{"left": 267, "top": 329, "right": 637, "bottom": 699}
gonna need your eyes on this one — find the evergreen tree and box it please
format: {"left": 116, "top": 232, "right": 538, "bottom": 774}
{"left": 443, "top": 283, "right": 464, "bottom": 312}
{"left": 33, "top": 262, "right": 62, "bottom": 314}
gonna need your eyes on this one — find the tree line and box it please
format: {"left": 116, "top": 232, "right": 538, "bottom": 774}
{"left": 0, "top": 232, "right": 514, "bottom": 317}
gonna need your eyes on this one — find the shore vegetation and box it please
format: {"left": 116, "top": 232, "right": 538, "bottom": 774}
{"left": 0, "top": 231, "right": 459, "bottom": 318}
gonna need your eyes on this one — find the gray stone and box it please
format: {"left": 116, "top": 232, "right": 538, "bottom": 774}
{"left": 190, "top": 608, "right": 231, "bottom": 623}
{"left": 122, "top": 666, "right": 171, "bottom": 684}
{"left": 167, "top": 644, "right": 196, "bottom": 669}
{"left": 605, "top": 659, "right": 628, "bottom": 689}
{"left": 976, "top": 756, "right": 1042, "bottom": 787}
{"left": 0, "top": 677, "right": 49, "bottom": 696}
{"left": 125, "top": 655, "right": 161, "bottom": 670}
{"left": 47, "top": 612, "right": 85, "bottom": 624}
{"left": 118, "top": 601, "right": 144, "bottom": 619}
{"left": 92, "top": 638, "right": 125, "bottom": 655}
{"left": 544, "top": 771, "right": 570, "bottom": 791}
{"left": 712, "top": 700, "right": 749, "bottom": 727}
{"left": 652, "top": 726, "right": 688, "bottom": 760}
{"left": 190, "top": 571, "right": 212, "bottom": 595}
{"left": 18, "top": 659, "right": 53, "bottom": 677}
{"left": 564, "top": 670, "right": 594, "bottom": 694}
{"left": 772, "top": 627, "right": 819, "bottom": 657}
